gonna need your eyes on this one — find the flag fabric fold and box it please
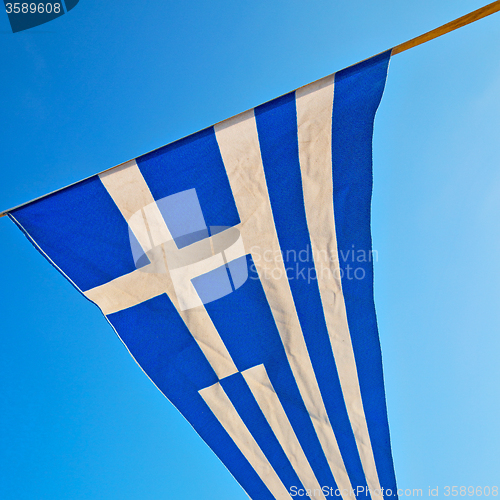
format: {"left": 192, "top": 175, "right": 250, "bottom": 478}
{"left": 9, "top": 50, "right": 396, "bottom": 500}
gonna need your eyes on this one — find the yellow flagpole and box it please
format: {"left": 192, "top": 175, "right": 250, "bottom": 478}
{"left": 392, "top": 0, "right": 500, "bottom": 55}
{"left": 2, "top": 1, "right": 500, "bottom": 219}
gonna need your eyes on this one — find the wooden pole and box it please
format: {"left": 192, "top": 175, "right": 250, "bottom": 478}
{"left": 392, "top": 0, "right": 500, "bottom": 55}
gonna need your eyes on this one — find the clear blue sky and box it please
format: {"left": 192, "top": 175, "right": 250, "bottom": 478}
{"left": 1, "top": 1, "right": 499, "bottom": 499}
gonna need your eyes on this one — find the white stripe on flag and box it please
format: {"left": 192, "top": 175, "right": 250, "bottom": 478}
{"left": 214, "top": 110, "right": 353, "bottom": 498}
{"left": 296, "top": 76, "right": 383, "bottom": 500}
{"left": 199, "top": 381, "right": 292, "bottom": 500}
{"left": 242, "top": 364, "right": 327, "bottom": 500}
{"left": 99, "top": 160, "right": 173, "bottom": 251}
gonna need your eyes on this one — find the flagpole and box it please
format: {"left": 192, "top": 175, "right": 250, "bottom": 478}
{"left": 392, "top": 0, "right": 500, "bottom": 55}
{"left": 1, "top": 0, "right": 500, "bottom": 219}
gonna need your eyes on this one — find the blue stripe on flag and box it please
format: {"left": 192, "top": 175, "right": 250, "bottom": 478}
{"left": 195, "top": 255, "right": 340, "bottom": 491}
{"left": 254, "top": 93, "right": 368, "bottom": 492}
{"left": 106, "top": 294, "right": 275, "bottom": 500}
{"left": 11, "top": 176, "right": 137, "bottom": 292}
{"left": 220, "top": 372, "right": 306, "bottom": 494}
{"left": 331, "top": 49, "right": 398, "bottom": 497}
{"left": 136, "top": 127, "right": 240, "bottom": 231}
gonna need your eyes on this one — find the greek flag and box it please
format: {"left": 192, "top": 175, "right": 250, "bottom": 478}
{"left": 8, "top": 51, "right": 397, "bottom": 500}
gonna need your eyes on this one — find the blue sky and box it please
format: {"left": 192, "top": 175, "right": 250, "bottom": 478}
{"left": 1, "top": 1, "right": 499, "bottom": 499}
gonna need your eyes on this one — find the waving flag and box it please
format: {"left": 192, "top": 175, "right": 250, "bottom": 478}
{"left": 7, "top": 51, "right": 396, "bottom": 500}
